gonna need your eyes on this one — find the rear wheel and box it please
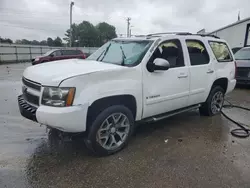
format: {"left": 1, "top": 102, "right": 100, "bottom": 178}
{"left": 84, "top": 105, "right": 134, "bottom": 156}
{"left": 199, "top": 86, "right": 225, "bottom": 116}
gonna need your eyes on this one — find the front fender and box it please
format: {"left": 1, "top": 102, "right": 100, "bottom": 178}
{"left": 60, "top": 67, "right": 143, "bottom": 120}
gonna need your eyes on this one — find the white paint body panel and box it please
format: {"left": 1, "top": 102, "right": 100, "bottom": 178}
{"left": 36, "top": 104, "right": 88, "bottom": 132}
{"left": 21, "top": 35, "right": 236, "bottom": 133}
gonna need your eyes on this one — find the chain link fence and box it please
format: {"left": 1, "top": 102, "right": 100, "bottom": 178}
{"left": 0, "top": 43, "right": 98, "bottom": 63}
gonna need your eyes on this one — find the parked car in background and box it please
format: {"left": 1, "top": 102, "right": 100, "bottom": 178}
{"left": 32, "top": 49, "right": 86, "bottom": 65}
{"left": 232, "top": 47, "right": 243, "bottom": 54}
{"left": 234, "top": 47, "right": 250, "bottom": 85}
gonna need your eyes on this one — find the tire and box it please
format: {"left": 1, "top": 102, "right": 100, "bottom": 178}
{"left": 199, "top": 86, "right": 225, "bottom": 116}
{"left": 84, "top": 105, "right": 134, "bottom": 156}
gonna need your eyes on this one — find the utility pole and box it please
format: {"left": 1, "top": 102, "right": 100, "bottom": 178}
{"left": 126, "top": 17, "right": 131, "bottom": 37}
{"left": 69, "top": 1, "right": 74, "bottom": 47}
{"left": 130, "top": 26, "right": 134, "bottom": 37}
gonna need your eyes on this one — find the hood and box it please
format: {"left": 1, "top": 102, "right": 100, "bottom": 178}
{"left": 236, "top": 60, "right": 250, "bottom": 68}
{"left": 23, "top": 59, "right": 125, "bottom": 86}
{"left": 32, "top": 55, "right": 43, "bottom": 60}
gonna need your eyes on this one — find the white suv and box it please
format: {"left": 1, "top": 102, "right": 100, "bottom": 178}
{"left": 18, "top": 33, "right": 236, "bottom": 155}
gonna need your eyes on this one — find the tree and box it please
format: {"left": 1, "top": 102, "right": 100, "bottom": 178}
{"left": 78, "top": 21, "right": 99, "bottom": 47}
{"left": 53, "top": 37, "right": 63, "bottom": 47}
{"left": 21, "top": 39, "right": 31, "bottom": 44}
{"left": 64, "top": 21, "right": 117, "bottom": 47}
{"left": 31, "top": 40, "right": 40, "bottom": 45}
{"left": 15, "top": 39, "right": 22, "bottom": 44}
{"left": 47, "top": 37, "right": 54, "bottom": 46}
{"left": 40, "top": 40, "right": 47, "bottom": 46}
{"left": 64, "top": 23, "right": 79, "bottom": 47}
{"left": 96, "top": 22, "right": 117, "bottom": 46}
{"left": 0, "top": 37, "right": 13, "bottom": 44}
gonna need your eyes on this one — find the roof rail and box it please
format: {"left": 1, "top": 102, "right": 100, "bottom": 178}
{"left": 147, "top": 32, "right": 192, "bottom": 36}
{"left": 195, "top": 34, "right": 220, "bottom": 39}
{"left": 146, "top": 32, "right": 220, "bottom": 39}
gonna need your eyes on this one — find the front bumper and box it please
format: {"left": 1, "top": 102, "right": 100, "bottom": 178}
{"left": 18, "top": 95, "right": 37, "bottom": 121}
{"left": 18, "top": 95, "right": 88, "bottom": 133}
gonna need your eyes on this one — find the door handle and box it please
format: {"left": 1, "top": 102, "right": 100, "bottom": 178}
{"left": 178, "top": 73, "right": 188, "bottom": 78}
{"left": 207, "top": 69, "right": 214, "bottom": 74}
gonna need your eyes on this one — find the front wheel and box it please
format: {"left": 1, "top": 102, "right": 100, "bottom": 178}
{"left": 199, "top": 86, "right": 225, "bottom": 116}
{"left": 84, "top": 105, "right": 134, "bottom": 156}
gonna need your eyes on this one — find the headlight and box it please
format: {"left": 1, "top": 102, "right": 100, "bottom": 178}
{"left": 35, "top": 58, "right": 40, "bottom": 61}
{"left": 42, "top": 87, "right": 75, "bottom": 107}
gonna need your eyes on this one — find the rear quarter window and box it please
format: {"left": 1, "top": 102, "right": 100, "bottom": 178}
{"left": 209, "top": 41, "right": 233, "bottom": 62}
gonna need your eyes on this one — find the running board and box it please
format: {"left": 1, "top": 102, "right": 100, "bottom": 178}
{"left": 142, "top": 104, "right": 200, "bottom": 123}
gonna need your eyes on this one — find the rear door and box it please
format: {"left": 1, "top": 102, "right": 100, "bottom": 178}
{"left": 185, "top": 39, "right": 215, "bottom": 106}
{"left": 61, "top": 50, "right": 78, "bottom": 60}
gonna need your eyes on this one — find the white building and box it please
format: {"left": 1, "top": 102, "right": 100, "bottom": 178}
{"left": 198, "top": 17, "right": 250, "bottom": 49}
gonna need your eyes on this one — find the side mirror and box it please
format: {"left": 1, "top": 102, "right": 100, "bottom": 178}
{"left": 49, "top": 53, "right": 54, "bottom": 57}
{"left": 153, "top": 58, "right": 170, "bottom": 71}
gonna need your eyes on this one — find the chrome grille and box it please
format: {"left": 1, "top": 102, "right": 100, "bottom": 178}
{"left": 22, "top": 77, "right": 41, "bottom": 91}
{"left": 236, "top": 67, "right": 250, "bottom": 78}
{"left": 22, "top": 77, "right": 41, "bottom": 106}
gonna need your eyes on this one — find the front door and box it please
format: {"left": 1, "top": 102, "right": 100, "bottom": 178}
{"left": 142, "top": 39, "right": 190, "bottom": 118}
{"left": 50, "top": 50, "right": 62, "bottom": 61}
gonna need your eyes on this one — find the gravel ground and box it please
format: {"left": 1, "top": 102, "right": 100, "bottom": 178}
{"left": 0, "top": 63, "right": 250, "bottom": 188}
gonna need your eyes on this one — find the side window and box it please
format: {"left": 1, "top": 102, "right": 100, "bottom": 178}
{"left": 209, "top": 41, "right": 233, "bottom": 62}
{"left": 186, "top": 40, "right": 210, "bottom": 66}
{"left": 52, "top": 50, "right": 61, "bottom": 56}
{"left": 76, "top": 50, "right": 82, "bottom": 55}
{"left": 62, "top": 50, "right": 71, "bottom": 56}
{"left": 149, "top": 39, "right": 184, "bottom": 68}
{"left": 70, "top": 50, "right": 77, "bottom": 55}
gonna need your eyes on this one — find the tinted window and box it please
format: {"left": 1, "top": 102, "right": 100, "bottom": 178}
{"left": 209, "top": 41, "right": 233, "bottom": 62}
{"left": 76, "top": 50, "right": 83, "bottom": 55}
{"left": 186, "top": 40, "right": 210, "bottom": 66}
{"left": 62, "top": 50, "right": 76, "bottom": 55}
{"left": 234, "top": 48, "right": 250, "bottom": 60}
{"left": 52, "top": 50, "right": 61, "bottom": 56}
{"left": 149, "top": 39, "right": 184, "bottom": 68}
{"left": 232, "top": 47, "right": 242, "bottom": 54}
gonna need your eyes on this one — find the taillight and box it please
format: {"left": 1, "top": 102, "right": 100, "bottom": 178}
{"left": 234, "top": 61, "right": 237, "bottom": 78}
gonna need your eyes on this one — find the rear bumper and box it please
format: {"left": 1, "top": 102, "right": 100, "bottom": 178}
{"left": 236, "top": 77, "right": 250, "bottom": 85}
{"left": 18, "top": 95, "right": 37, "bottom": 121}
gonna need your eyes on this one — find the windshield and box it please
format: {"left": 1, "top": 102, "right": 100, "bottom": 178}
{"left": 234, "top": 48, "right": 250, "bottom": 60}
{"left": 87, "top": 40, "right": 153, "bottom": 66}
{"left": 43, "top": 50, "right": 56, "bottom": 56}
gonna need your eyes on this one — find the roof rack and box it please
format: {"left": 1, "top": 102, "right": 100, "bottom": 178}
{"left": 146, "top": 32, "right": 220, "bottom": 39}
{"left": 195, "top": 34, "right": 220, "bottom": 39}
{"left": 147, "top": 32, "right": 192, "bottom": 37}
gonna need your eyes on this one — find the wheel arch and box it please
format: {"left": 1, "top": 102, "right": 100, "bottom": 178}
{"left": 211, "top": 77, "right": 228, "bottom": 93}
{"left": 87, "top": 95, "right": 137, "bottom": 131}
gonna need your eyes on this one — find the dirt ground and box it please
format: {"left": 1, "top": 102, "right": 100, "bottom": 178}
{"left": 0, "top": 63, "right": 250, "bottom": 188}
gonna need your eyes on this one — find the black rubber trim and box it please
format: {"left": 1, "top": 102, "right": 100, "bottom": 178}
{"left": 18, "top": 95, "right": 37, "bottom": 122}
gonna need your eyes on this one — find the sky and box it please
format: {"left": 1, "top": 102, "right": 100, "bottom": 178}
{"left": 0, "top": 0, "right": 250, "bottom": 42}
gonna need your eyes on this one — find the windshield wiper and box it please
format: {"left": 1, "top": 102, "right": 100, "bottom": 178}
{"left": 119, "top": 46, "right": 126, "bottom": 66}
{"left": 96, "top": 43, "right": 111, "bottom": 61}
